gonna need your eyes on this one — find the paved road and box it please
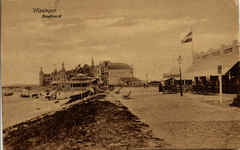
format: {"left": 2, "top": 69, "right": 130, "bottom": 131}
{"left": 113, "top": 87, "right": 240, "bottom": 149}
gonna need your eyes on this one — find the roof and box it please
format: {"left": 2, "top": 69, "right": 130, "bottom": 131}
{"left": 182, "top": 51, "right": 239, "bottom": 79}
{"left": 70, "top": 74, "right": 92, "bottom": 80}
{"left": 108, "top": 62, "right": 130, "bottom": 69}
{"left": 76, "top": 73, "right": 87, "bottom": 76}
{"left": 51, "top": 80, "right": 92, "bottom": 84}
{"left": 167, "top": 66, "right": 179, "bottom": 75}
{"left": 163, "top": 66, "right": 180, "bottom": 78}
{"left": 160, "top": 77, "right": 180, "bottom": 82}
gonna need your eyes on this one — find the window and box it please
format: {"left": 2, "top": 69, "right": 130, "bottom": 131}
{"left": 202, "top": 54, "right": 209, "bottom": 59}
{"left": 223, "top": 48, "right": 233, "bottom": 54}
{"left": 211, "top": 51, "right": 220, "bottom": 57}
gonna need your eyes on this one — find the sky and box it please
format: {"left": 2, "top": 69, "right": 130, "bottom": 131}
{"left": 1, "top": 0, "right": 239, "bottom": 85}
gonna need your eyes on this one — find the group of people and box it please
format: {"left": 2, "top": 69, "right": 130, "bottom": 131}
{"left": 143, "top": 82, "right": 163, "bottom": 92}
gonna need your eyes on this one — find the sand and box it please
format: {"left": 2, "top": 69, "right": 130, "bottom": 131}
{"left": 2, "top": 91, "right": 70, "bottom": 129}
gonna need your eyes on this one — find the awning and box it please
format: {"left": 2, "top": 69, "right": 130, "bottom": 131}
{"left": 182, "top": 51, "right": 239, "bottom": 79}
{"left": 160, "top": 77, "right": 171, "bottom": 82}
{"left": 174, "top": 77, "right": 180, "bottom": 80}
{"left": 160, "top": 77, "right": 180, "bottom": 82}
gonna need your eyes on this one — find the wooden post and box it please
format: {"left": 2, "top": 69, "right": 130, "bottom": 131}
{"left": 218, "top": 65, "right": 222, "bottom": 103}
{"left": 180, "top": 68, "right": 183, "bottom": 96}
{"left": 219, "top": 74, "right": 222, "bottom": 103}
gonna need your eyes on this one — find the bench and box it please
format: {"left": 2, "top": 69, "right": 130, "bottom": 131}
{"left": 115, "top": 88, "right": 122, "bottom": 94}
{"left": 122, "top": 91, "right": 131, "bottom": 99}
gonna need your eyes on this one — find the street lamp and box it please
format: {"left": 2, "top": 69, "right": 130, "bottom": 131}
{"left": 146, "top": 74, "right": 148, "bottom": 89}
{"left": 177, "top": 55, "right": 183, "bottom": 96}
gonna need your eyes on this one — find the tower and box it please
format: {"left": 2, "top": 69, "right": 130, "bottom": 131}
{"left": 40, "top": 66, "right": 43, "bottom": 74}
{"left": 60, "top": 62, "right": 66, "bottom": 81}
{"left": 39, "top": 66, "right": 44, "bottom": 86}
{"left": 91, "top": 57, "right": 95, "bottom": 77}
{"left": 61, "top": 62, "right": 65, "bottom": 72}
{"left": 91, "top": 57, "right": 94, "bottom": 66}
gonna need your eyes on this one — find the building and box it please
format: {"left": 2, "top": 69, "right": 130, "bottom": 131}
{"left": 39, "top": 59, "right": 140, "bottom": 88}
{"left": 161, "top": 66, "right": 181, "bottom": 86}
{"left": 182, "top": 40, "right": 239, "bottom": 93}
{"left": 51, "top": 73, "right": 94, "bottom": 100}
{"left": 99, "top": 61, "right": 136, "bottom": 87}
{"left": 39, "top": 60, "right": 95, "bottom": 86}
{"left": 39, "top": 62, "right": 69, "bottom": 86}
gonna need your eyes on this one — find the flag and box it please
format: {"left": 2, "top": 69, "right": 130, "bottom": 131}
{"left": 181, "top": 31, "right": 192, "bottom": 44}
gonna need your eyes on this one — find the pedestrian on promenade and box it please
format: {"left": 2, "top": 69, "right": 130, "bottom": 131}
{"left": 159, "top": 82, "right": 163, "bottom": 92}
{"left": 144, "top": 83, "right": 145, "bottom": 88}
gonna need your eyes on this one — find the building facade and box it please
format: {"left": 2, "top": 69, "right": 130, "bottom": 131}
{"left": 39, "top": 59, "right": 95, "bottom": 86}
{"left": 39, "top": 59, "right": 139, "bottom": 87}
{"left": 98, "top": 61, "right": 137, "bottom": 86}
{"left": 39, "top": 62, "right": 68, "bottom": 86}
{"left": 183, "top": 40, "right": 239, "bottom": 93}
{"left": 161, "top": 66, "right": 181, "bottom": 86}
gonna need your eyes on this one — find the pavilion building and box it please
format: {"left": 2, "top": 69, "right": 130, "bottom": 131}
{"left": 161, "top": 66, "right": 181, "bottom": 86}
{"left": 182, "top": 40, "right": 239, "bottom": 94}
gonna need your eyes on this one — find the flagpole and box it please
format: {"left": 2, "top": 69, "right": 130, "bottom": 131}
{"left": 191, "top": 26, "right": 194, "bottom": 64}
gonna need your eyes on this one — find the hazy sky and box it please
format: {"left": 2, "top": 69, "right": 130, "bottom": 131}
{"left": 1, "top": 0, "right": 239, "bottom": 85}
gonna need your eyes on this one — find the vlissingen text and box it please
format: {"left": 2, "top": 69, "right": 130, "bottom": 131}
{"left": 33, "top": 8, "right": 61, "bottom": 18}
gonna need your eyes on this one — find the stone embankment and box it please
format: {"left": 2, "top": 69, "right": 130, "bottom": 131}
{"left": 3, "top": 92, "right": 167, "bottom": 150}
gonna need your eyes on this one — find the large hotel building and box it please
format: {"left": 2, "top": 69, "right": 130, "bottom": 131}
{"left": 39, "top": 59, "right": 141, "bottom": 87}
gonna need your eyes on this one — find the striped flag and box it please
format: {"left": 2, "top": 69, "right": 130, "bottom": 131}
{"left": 181, "top": 31, "right": 192, "bottom": 44}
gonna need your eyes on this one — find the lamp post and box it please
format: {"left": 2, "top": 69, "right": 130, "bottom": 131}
{"left": 146, "top": 74, "right": 148, "bottom": 89}
{"left": 177, "top": 55, "right": 183, "bottom": 96}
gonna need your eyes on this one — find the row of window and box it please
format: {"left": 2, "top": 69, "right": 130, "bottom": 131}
{"left": 57, "top": 83, "right": 89, "bottom": 88}
{"left": 194, "top": 46, "right": 236, "bottom": 62}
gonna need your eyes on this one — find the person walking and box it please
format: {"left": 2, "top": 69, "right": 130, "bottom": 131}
{"left": 144, "top": 83, "right": 146, "bottom": 88}
{"left": 159, "top": 82, "right": 163, "bottom": 92}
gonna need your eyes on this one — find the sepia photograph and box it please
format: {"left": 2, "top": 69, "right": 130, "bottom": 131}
{"left": 1, "top": 0, "right": 240, "bottom": 149}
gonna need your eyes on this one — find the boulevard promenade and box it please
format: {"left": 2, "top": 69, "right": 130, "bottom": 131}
{"left": 113, "top": 87, "right": 240, "bottom": 149}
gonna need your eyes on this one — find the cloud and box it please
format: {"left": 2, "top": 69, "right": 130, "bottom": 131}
{"left": 91, "top": 45, "right": 108, "bottom": 51}
{"left": 4, "top": 20, "right": 78, "bottom": 40}
{"left": 201, "top": 17, "right": 211, "bottom": 22}
{"left": 84, "top": 17, "right": 124, "bottom": 29}
{"left": 82, "top": 17, "right": 197, "bottom": 40}
{"left": 182, "top": 32, "right": 238, "bottom": 53}
{"left": 68, "top": 16, "right": 198, "bottom": 49}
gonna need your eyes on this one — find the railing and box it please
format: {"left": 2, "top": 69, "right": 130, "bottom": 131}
{"left": 222, "top": 85, "right": 239, "bottom": 94}
{"left": 188, "top": 85, "right": 239, "bottom": 95}
{"left": 189, "top": 85, "right": 219, "bottom": 95}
